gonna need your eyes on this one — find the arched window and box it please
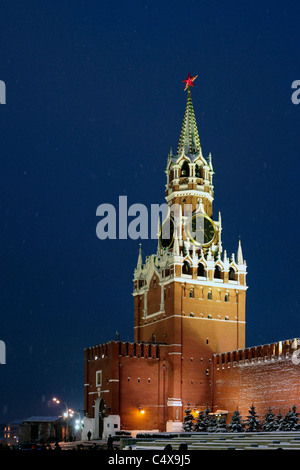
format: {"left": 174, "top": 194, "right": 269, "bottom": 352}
{"left": 181, "top": 161, "right": 189, "bottom": 177}
{"left": 207, "top": 291, "right": 212, "bottom": 300}
{"left": 225, "top": 293, "right": 229, "bottom": 302}
{"left": 197, "top": 263, "right": 205, "bottom": 277}
{"left": 189, "top": 289, "right": 194, "bottom": 298}
{"left": 214, "top": 265, "right": 221, "bottom": 279}
{"left": 229, "top": 267, "right": 236, "bottom": 281}
{"left": 195, "top": 164, "right": 201, "bottom": 178}
{"left": 182, "top": 260, "right": 191, "bottom": 275}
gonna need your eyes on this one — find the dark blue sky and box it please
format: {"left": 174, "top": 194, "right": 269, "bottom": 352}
{"left": 1, "top": 1, "right": 300, "bottom": 423}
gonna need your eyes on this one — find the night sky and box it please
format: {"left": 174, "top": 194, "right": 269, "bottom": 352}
{"left": 1, "top": 1, "right": 300, "bottom": 423}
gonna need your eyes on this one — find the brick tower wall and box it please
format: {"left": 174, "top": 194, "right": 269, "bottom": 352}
{"left": 84, "top": 341, "right": 168, "bottom": 432}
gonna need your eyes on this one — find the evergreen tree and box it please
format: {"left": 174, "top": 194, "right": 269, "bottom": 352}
{"left": 182, "top": 404, "right": 194, "bottom": 432}
{"left": 278, "top": 408, "right": 300, "bottom": 431}
{"left": 194, "top": 411, "right": 207, "bottom": 432}
{"left": 215, "top": 416, "right": 228, "bottom": 433}
{"left": 290, "top": 406, "right": 300, "bottom": 431}
{"left": 203, "top": 405, "right": 212, "bottom": 430}
{"left": 207, "top": 415, "right": 218, "bottom": 432}
{"left": 274, "top": 410, "right": 282, "bottom": 431}
{"left": 277, "top": 409, "right": 292, "bottom": 431}
{"left": 194, "top": 405, "right": 212, "bottom": 432}
{"left": 228, "top": 409, "right": 244, "bottom": 433}
{"left": 244, "top": 404, "right": 260, "bottom": 432}
{"left": 262, "top": 407, "right": 277, "bottom": 432}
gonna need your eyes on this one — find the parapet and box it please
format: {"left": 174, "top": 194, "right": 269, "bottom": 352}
{"left": 85, "top": 340, "right": 161, "bottom": 361}
{"left": 213, "top": 338, "right": 300, "bottom": 369}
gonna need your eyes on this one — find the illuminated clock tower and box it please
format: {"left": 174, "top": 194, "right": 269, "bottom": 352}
{"left": 132, "top": 74, "right": 247, "bottom": 431}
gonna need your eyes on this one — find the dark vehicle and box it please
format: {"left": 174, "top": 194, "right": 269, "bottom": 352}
{"left": 16, "top": 443, "right": 42, "bottom": 450}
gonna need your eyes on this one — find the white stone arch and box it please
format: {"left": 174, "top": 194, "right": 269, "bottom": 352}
{"left": 214, "top": 262, "right": 223, "bottom": 279}
{"left": 144, "top": 258, "right": 162, "bottom": 287}
{"left": 228, "top": 264, "right": 238, "bottom": 281}
{"left": 182, "top": 256, "right": 192, "bottom": 275}
{"left": 94, "top": 396, "right": 105, "bottom": 439}
{"left": 197, "top": 260, "right": 206, "bottom": 278}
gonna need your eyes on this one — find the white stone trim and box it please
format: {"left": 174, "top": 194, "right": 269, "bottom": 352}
{"left": 173, "top": 276, "right": 248, "bottom": 290}
{"left": 134, "top": 316, "right": 245, "bottom": 328}
{"left": 167, "top": 399, "right": 183, "bottom": 407}
{"left": 166, "top": 190, "right": 213, "bottom": 203}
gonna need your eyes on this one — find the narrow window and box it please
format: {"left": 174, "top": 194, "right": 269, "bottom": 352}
{"left": 229, "top": 267, "right": 236, "bottom": 280}
{"left": 183, "top": 261, "right": 191, "bottom": 275}
{"left": 207, "top": 291, "right": 212, "bottom": 300}
{"left": 96, "top": 370, "right": 102, "bottom": 387}
{"left": 225, "top": 293, "right": 229, "bottom": 302}
{"left": 214, "top": 265, "right": 221, "bottom": 279}
{"left": 181, "top": 161, "right": 189, "bottom": 177}
{"left": 195, "top": 164, "right": 201, "bottom": 178}
{"left": 197, "top": 263, "right": 205, "bottom": 277}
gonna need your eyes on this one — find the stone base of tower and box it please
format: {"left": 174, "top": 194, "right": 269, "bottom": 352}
{"left": 166, "top": 398, "right": 183, "bottom": 432}
{"left": 166, "top": 420, "right": 183, "bottom": 432}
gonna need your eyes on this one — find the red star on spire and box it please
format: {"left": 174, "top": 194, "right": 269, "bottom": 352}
{"left": 182, "top": 73, "right": 198, "bottom": 91}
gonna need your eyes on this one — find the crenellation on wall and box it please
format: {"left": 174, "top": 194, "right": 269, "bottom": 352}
{"left": 86, "top": 340, "right": 162, "bottom": 362}
{"left": 213, "top": 338, "right": 300, "bottom": 369}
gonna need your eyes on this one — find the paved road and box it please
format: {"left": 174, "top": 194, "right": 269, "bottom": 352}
{"left": 51, "top": 439, "right": 119, "bottom": 451}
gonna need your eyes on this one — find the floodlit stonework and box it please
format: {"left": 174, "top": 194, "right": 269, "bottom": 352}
{"left": 83, "top": 79, "right": 300, "bottom": 438}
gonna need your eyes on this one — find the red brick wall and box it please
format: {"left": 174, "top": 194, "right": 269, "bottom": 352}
{"left": 212, "top": 339, "right": 300, "bottom": 423}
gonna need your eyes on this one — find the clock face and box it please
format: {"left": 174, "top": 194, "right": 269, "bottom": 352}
{"left": 159, "top": 217, "right": 174, "bottom": 249}
{"left": 186, "top": 213, "right": 216, "bottom": 247}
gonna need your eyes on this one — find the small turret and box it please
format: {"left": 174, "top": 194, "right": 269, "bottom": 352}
{"left": 136, "top": 243, "right": 142, "bottom": 269}
{"left": 237, "top": 237, "right": 244, "bottom": 265}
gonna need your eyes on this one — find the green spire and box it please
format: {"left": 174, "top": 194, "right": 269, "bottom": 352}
{"left": 177, "top": 88, "right": 201, "bottom": 156}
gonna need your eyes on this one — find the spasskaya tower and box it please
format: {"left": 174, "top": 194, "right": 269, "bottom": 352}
{"left": 84, "top": 74, "right": 248, "bottom": 437}
{"left": 132, "top": 73, "right": 247, "bottom": 430}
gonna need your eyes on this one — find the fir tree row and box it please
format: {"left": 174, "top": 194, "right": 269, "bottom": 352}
{"left": 182, "top": 403, "right": 300, "bottom": 433}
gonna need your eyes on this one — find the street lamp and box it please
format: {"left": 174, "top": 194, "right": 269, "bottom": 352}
{"left": 52, "top": 397, "right": 74, "bottom": 441}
